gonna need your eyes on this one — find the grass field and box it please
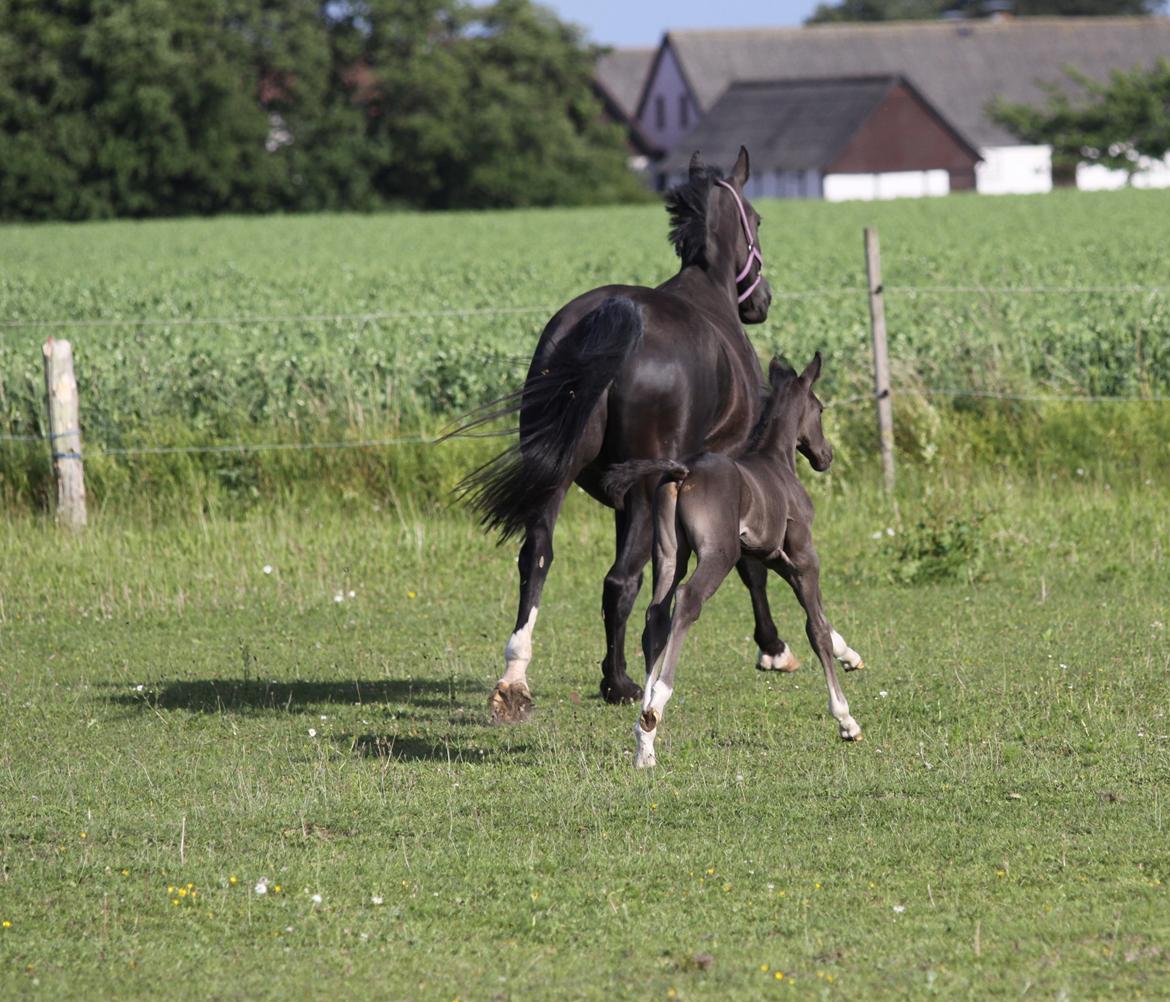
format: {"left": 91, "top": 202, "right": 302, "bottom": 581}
{"left": 2, "top": 187, "right": 1169, "bottom": 997}
{"left": 2, "top": 469, "right": 1169, "bottom": 999}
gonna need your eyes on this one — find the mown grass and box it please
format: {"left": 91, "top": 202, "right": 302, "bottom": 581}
{"left": 2, "top": 468, "right": 1168, "bottom": 999}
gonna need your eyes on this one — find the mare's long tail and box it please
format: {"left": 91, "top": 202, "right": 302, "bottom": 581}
{"left": 602, "top": 459, "right": 690, "bottom": 511}
{"left": 455, "top": 296, "right": 644, "bottom": 541}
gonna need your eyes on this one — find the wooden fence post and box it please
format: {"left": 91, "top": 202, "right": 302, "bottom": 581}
{"left": 42, "top": 337, "right": 87, "bottom": 529}
{"left": 864, "top": 227, "right": 895, "bottom": 494}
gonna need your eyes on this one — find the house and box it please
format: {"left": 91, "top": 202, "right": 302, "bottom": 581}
{"left": 656, "top": 76, "right": 981, "bottom": 201}
{"left": 593, "top": 47, "right": 660, "bottom": 167}
{"left": 630, "top": 17, "right": 1170, "bottom": 196}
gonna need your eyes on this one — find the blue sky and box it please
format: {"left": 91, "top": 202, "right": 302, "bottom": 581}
{"left": 540, "top": 0, "right": 822, "bottom": 46}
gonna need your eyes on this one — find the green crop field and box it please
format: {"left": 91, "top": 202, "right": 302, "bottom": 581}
{"left": 1, "top": 188, "right": 1169, "bottom": 999}
{"left": 2, "top": 187, "right": 1170, "bottom": 510}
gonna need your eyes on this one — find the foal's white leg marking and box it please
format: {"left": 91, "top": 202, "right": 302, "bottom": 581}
{"left": 829, "top": 691, "right": 863, "bottom": 741}
{"left": 830, "top": 629, "right": 864, "bottom": 671}
{"left": 500, "top": 606, "right": 538, "bottom": 687}
{"left": 757, "top": 644, "right": 800, "bottom": 671}
{"left": 634, "top": 718, "right": 658, "bottom": 768}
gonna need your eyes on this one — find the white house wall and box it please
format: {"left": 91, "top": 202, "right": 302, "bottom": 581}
{"left": 975, "top": 145, "right": 1051, "bottom": 194}
{"left": 823, "top": 170, "right": 949, "bottom": 201}
{"left": 638, "top": 45, "right": 700, "bottom": 155}
{"left": 1077, "top": 155, "right": 1170, "bottom": 191}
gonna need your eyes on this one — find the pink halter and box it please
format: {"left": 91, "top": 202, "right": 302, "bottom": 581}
{"left": 715, "top": 179, "right": 764, "bottom": 304}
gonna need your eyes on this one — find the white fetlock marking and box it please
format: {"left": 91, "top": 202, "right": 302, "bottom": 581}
{"left": 829, "top": 694, "right": 862, "bottom": 740}
{"left": 647, "top": 682, "right": 673, "bottom": 719}
{"left": 501, "top": 606, "right": 538, "bottom": 687}
{"left": 830, "top": 630, "right": 863, "bottom": 669}
{"left": 758, "top": 645, "right": 799, "bottom": 671}
{"left": 634, "top": 720, "right": 657, "bottom": 768}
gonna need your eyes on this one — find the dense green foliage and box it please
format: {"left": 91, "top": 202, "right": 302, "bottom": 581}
{"left": 807, "top": 0, "right": 1165, "bottom": 22}
{"left": 0, "top": 0, "right": 644, "bottom": 220}
{"left": 1, "top": 473, "right": 1168, "bottom": 998}
{"left": 993, "top": 59, "right": 1170, "bottom": 178}
{"left": 3, "top": 186, "right": 1169, "bottom": 512}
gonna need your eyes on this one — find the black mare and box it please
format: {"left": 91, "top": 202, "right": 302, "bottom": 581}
{"left": 461, "top": 147, "right": 796, "bottom": 722}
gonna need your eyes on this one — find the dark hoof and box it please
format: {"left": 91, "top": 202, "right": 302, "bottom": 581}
{"left": 489, "top": 682, "right": 533, "bottom": 724}
{"left": 600, "top": 675, "right": 643, "bottom": 705}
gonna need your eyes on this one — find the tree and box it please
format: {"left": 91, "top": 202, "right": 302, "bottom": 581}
{"left": 806, "top": 0, "right": 1166, "bottom": 22}
{"left": 357, "top": 0, "right": 646, "bottom": 209}
{"left": 991, "top": 59, "right": 1170, "bottom": 180}
{"left": 0, "top": 0, "right": 644, "bottom": 220}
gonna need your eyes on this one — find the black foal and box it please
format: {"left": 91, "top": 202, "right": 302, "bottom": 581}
{"left": 605, "top": 353, "right": 864, "bottom": 767}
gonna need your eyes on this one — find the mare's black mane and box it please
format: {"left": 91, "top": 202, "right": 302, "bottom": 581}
{"left": 664, "top": 165, "right": 725, "bottom": 267}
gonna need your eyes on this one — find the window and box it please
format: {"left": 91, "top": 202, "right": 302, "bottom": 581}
{"left": 679, "top": 96, "right": 689, "bottom": 130}
{"left": 655, "top": 95, "right": 665, "bottom": 131}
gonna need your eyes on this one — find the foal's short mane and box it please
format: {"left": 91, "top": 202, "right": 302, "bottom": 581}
{"left": 664, "top": 165, "right": 725, "bottom": 267}
{"left": 743, "top": 363, "right": 799, "bottom": 454}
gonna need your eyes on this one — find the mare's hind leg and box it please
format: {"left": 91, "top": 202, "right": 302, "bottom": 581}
{"left": 736, "top": 557, "right": 799, "bottom": 672}
{"left": 490, "top": 488, "right": 567, "bottom": 724}
{"left": 600, "top": 482, "right": 654, "bottom": 704}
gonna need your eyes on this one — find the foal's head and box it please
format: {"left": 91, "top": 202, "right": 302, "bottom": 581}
{"left": 756, "top": 353, "right": 832, "bottom": 472}
{"left": 665, "top": 147, "right": 772, "bottom": 325}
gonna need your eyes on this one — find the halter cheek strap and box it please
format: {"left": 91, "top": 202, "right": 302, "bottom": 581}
{"left": 715, "top": 179, "right": 764, "bottom": 304}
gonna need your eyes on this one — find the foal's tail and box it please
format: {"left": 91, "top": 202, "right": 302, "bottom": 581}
{"left": 603, "top": 459, "right": 690, "bottom": 511}
{"left": 456, "top": 296, "right": 645, "bottom": 541}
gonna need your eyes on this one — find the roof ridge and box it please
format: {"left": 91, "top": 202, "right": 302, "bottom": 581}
{"left": 666, "top": 15, "right": 1169, "bottom": 39}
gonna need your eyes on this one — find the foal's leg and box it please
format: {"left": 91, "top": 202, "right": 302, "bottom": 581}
{"left": 772, "top": 532, "right": 862, "bottom": 742}
{"left": 600, "top": 482, "right": 654, "bottom": 704}
{"left": 490, "top": 487, "right": 568, "bottom": 724}
{"left": 642, "top": 482, "right": 690, "bottom": 688}
{"left": 736, "top": 557, "right": 799, "bottom": 672}
{"left": 635, "top": 547, "right": 737, "bottom": 768}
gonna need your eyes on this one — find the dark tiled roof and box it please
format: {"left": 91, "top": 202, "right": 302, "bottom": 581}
{"left": 595, "top": 47, "right": 656, "bottom": 119}
{"left": 659, "top": 77, "right": 902, "bottom": 172}
{"left": 667, "top": 17, "right": 1170, "bottom": 147}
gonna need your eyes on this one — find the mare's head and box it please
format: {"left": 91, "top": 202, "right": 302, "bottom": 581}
{"left": 754, "top": 353, "right": 832, "bottom": 471}
{"left": 665, "top": 147, "right": 772, "bottom": 325}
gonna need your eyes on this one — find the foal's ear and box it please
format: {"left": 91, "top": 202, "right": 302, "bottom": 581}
{"left": 689, "top": 151, "right": 705, "bottom": 183}
{"left": 800, "top": 351, "right": 823, "bottom": 385}
{"left": 731, "top": 146, "right": 750, "bottom": 186}
{"left": 769, "top": 356, "right": 797, "bottom": 384}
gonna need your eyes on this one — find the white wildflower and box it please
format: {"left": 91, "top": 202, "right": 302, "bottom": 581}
{"left": 263, "top": 565, "right": 273, "bottom": 575}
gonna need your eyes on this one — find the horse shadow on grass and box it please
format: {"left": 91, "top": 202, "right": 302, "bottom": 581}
{"left": 338, "top": 733, "right": 532, "bottom": 764}
{"left": 106, "top": 677, "right": 477, "bottom": 714}
{"left": 104, "top": 677, "right": 531, "bottom": 763}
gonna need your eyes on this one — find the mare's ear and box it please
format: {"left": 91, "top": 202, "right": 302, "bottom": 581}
{"left": 689, "top": 151, "right": 705, "bottom": 183}
{"left": 800, "top": 351, "right": 823, "bottom": 385}
{"left": 731, "top": 146, "right": 750, "bottom": 186}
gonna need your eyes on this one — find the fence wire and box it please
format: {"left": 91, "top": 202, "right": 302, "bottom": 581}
{"left": 4, "top": 279, "right": 1168, "bottom": 456}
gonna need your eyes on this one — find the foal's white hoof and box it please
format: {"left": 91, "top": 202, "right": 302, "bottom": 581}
{"left": 757, "top": 646, "right": 800, "bottom": 672}
{"left": 839, "top": 719, "right": 863, "bottom": 742}
{"left": 633, "top": 722, "right": 657, "bottom": 768}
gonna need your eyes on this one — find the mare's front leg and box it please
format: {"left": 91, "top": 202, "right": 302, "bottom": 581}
{"left": 736, "top": 557, "right": 799, "bottom": 672}
{"left": 600, "top": 483, "right": 654, "bottom": 704}
{"left": 490, "top": 488, "right": 567, "bottom": 724}
{"left": 771, "top": 530, "right": 863, "bottom": 742}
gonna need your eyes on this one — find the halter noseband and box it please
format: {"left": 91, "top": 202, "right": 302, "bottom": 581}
{"left": 715, "top": 179, "right": 764, "bottom": 305}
